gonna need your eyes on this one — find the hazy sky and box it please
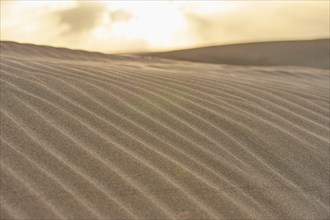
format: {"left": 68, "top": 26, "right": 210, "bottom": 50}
{"left": 1, "top": 0, "right": 329, "bottom": 53}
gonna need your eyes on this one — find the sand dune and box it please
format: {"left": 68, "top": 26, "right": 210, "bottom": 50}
{"left": 0, "top": 41, "right": 329, "bottom": 219}
{"left": 147, "top": 39, "right": 330, "bottom": 69}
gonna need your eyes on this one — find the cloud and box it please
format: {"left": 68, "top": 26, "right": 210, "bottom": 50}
{"left": 1, "top": 1, "right": 328, "bottom": 53}
{"left": 55, "top": 2, "right": 134, "bottom": 36}
{"left": 181, "top": 1, "right": 330, "bottom": 46}
{"left": 51, "top": 1, "right": 143, "bottom": 52}
{"left": 0, "top": 0, "right": 67, "bottom": 43}
{"left": 109, "top": 9, "right": 134, "bottom": 23}
{"left": 56, "top": 2, "right": 106, "bottom": 34}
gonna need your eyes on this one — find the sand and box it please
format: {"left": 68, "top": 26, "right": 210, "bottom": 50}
{"left": 147, "top": 39, "right": 330, "bottom": 69}
{"left": 0, "top": 41, "right": 329, "bottom": 219}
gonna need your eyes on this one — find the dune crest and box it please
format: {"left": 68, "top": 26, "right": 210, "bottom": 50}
{"left": 147, "top": 39, "right": 330, "bottom": 69}
{"left": 1, "top": 41, "right": 329, "bottom": 219}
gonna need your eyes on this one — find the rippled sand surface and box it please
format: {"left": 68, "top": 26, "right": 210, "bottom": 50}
{"left": 1, "top": 41, "right": 329, "bottom": 219}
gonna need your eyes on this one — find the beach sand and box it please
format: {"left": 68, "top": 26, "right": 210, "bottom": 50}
{"left": 1, "top": 41, "right": 329, "bottom": 219}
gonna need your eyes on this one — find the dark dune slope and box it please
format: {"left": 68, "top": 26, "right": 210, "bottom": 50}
{"left": 148, "top": 39, "right": 330, "bottom": 69}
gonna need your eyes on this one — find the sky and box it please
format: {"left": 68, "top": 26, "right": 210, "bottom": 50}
{"left": 1, "top": 0, "right": 329, "bottom": 53}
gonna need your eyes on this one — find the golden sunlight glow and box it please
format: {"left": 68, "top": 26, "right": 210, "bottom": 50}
{"left": 102, "top": 1, "right": 186, "bottom": 49}
{"left": 1, "top": 0, "right": 329, "bottom": 53}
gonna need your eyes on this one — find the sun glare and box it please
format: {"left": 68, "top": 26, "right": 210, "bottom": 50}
{"left": 1, "top": 0, "right": 329, "bottom": 53}
{"left": 98, "top": 0, "right": 242, "bottom": 50}
{"left": 101, "top": 1, "right": 187, "bottom": 49}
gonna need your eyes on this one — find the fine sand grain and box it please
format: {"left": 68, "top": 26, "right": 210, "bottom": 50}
{"left": 0, "top": 41, "right": 329, "bottom": 219}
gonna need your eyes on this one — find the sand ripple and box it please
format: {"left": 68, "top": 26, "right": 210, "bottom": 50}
{"left": 1, "top": 42, "right": 329, "bottom": 219}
